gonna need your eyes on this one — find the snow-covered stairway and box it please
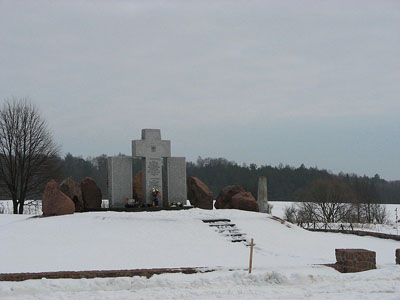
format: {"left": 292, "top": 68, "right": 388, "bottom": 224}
{"left": 202, "top": 219, "right": 252, "bottom": 246}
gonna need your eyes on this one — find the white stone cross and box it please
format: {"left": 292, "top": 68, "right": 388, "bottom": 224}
{"left": 132, "top": 129, "right": 171, "bottom": 206}
{"left": 132, "top": 129, "right": 171, "bottom": 159}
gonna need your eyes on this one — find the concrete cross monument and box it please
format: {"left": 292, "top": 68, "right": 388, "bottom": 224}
{"left": 108, "top": 129, "right": 186, "bottom": 208}
{"left": 132, "top": 129, "right": 187, "bottom": 207}
{"left": 132, "top": 129, "right": 171, "bottom": 206}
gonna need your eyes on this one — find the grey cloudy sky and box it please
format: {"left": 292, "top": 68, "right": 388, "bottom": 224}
{"left": 1, "top": 0, "right": 399, "bottom": 180}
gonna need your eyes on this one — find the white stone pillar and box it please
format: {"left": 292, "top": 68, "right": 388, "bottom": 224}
{"left": 257, "top": 176, "right": 269, "bottom": 213}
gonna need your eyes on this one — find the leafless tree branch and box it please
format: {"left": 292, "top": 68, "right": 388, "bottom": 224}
{"left": 0, "top": 97, "right": 61, "bottom": 214}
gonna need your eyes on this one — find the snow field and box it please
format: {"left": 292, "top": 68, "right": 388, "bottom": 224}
{"left": 1, "top": 209, "right": 399, "bottom": 273}
{"left": 1, "top": 208, "right": 400, "bottom": 299}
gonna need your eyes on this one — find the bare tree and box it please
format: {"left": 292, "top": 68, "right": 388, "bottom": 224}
{"left": 283, "top": 203, "right": 298, "bottom": 223}
{"left": 295, "top": 178, "right": 355, "bottom": 223}
{"left": 0, "top": 97, "right": 60, "bottom": 214}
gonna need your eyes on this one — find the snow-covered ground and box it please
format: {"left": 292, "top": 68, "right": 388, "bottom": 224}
{"left": 1, "top": 208, "right": 399, "bottom": 299}
{"left": 1, "top": 266, "right": 399, "bottom": 300}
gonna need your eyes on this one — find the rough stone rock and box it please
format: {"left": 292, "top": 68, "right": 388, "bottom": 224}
{"left": 42, "top": 180, "right": 75, "bottom": 216}
{"left": 132, "top": 171, "right": 143, "bottom": 203}
{"left": 396, "top": 249, "right": 400, "bottom": 265}
{"left": 80, "top": 177, "right": 102, "bottom": 210}
{"left": 231, "top": 192, "right": 259, "bottom": 212}
{"left": 187, "top": 176, "right": 213, "bottom": 209}
{"left": 214, "top": 185, "right": 245, "bottom": 209}
{"left": 60, "top": 176, "right": 83, "bottom": 212}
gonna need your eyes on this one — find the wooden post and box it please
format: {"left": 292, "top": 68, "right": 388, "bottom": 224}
{"left": 248, "top": 238, "right": 254, "bottom": 274}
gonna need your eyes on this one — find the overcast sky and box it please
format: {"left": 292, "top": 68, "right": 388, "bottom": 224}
{"left": 0, "top": 0, "right": 399, "bottom": 180}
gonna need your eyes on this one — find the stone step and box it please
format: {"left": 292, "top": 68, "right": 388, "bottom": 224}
{"left": 202, "top": 219, "right": 231, "bottom": 223}
{"left": 217, "top": 228, "right": 240, "bottom": 232}
{"left": 225, "top": 233, "right": 246, "bottom": 237}
{"left": 216, "top": 227, "right": 240, "bottom": 233}
{"left": 217, "top": 229, "right": 241, "bottom": 234}
{"left": 219, "top": 232, "right": 242, "bottom": 236}
{"left": 209, "top": 223, "right": 236, "bottom": 227}
{"left": 202, "top": 218, "right": 254, "bottom": 248}
{"left": 231, "top": 238, "right": 247, "bottom": 243}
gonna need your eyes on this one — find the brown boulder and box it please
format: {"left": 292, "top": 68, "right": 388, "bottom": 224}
{"left": 231, "top": 192, "right": 259, "bottom": 212}
{"left": 187, "top": 177, "right": 213, "bottom": 209}
{"left": 81, "top": 177, "right": 102, "bottom": 210}
{"left": 215, "top": 186, "right": 259, "bottom": 212}
{"left": 132, "top": 171, "right": 143, "bottom": 203}
{"left": 214, "top": 185, "right": 245, "bottom": 209}
{"left": 42, "top": 180, "right": 75, "bottom": 216}
{"left": 60, "top": 176, "right": 83, "bottom": 212}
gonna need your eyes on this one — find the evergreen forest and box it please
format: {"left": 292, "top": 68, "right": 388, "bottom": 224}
{"left": 54, "top": 154, "right": 400, "bottom": 204}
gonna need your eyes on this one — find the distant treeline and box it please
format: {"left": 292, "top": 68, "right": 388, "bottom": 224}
{"left": 4, "top": 153, "right": 397, "bottom": 203}
{"left": 187, "top": 157, "right": 400, "bottom": 204}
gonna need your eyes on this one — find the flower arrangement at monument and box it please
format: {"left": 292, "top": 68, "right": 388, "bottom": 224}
{"left": 151, "top": 187, "right": 160, "bottom": 207}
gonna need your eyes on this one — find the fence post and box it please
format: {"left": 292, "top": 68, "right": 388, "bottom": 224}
{"left": 248, "top": 238, "right": 254, "bottom": 274}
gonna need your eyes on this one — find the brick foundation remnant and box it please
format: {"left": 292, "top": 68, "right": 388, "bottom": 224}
{"left": 396, "top": 249, "right": 400, "bottom": 265}
{"left": 0, "top": 267, "right": 212, "bottom": 282}
{"left": 334, "top": 249, "right": 376, "bottom": 273}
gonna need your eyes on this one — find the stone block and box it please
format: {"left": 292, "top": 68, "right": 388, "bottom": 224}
{"left": 335, "top": 249, "right": 376, "bottom": 273}
{"left": 108, "top": 156, "right": 133, "bottom": 208}
{"left": 162, "top": 157, "right": 187, "bottom": 206}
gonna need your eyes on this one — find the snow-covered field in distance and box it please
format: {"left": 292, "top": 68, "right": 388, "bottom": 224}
{"left": 0, "top": 208, "right": 399, "bottom": 299}
{"left": 270, "top": 201, "right": 400, "bottom": 235}
{"left": 270, "top": 201, "right": 400, "bottom": 222}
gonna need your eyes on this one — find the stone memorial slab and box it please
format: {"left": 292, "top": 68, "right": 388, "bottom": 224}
{"left": 108, "top": 156, "right": 133, "bottom": 208}
{"left": 163, "top": 157, "right": 187, "bottom": 206}
{"left": 143, "top": 157, "right": 163, "bottom": 205}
